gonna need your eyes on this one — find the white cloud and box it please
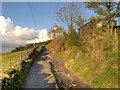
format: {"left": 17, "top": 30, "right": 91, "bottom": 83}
{"left": 27, "top": 29, "right": 51, "bottom": 43}
{"left": 0, "top": 16, "right": 51, "bottom": 53}
{"left": 0, "top": 16, "right": 14, "bottom": 35}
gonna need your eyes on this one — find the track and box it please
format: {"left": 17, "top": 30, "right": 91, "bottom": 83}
{"left": 22, "top": 48, "right": 57, "bottom": 88}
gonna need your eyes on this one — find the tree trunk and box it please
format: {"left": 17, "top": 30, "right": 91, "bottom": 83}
{"left": 111, "top": 2, "right": 120, "bottom": 34}
{"left": 108, "top": 2, "right": 111, "bottom": 34}
{"left": 111, "top": 21, "right": 114, "bottom": 33}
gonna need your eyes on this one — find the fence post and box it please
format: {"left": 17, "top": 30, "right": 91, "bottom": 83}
{"left": 27, "top": 51, "right": 28, "bottom": 55}
{"left": 10, "top": 58, "right": 11, "bottom": 69}
{"left": 20, "top": 53, "right": 22, "bottom": 60}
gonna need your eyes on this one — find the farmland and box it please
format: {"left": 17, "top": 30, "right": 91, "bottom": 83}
{"left": 2, "top": 45, "right": 42, "bottom": 89}
{"left": 1, "top": 49, "right": 33, "bottom": 78}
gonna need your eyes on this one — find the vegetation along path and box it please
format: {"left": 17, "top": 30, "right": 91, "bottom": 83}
{"left": 47, "top": 49, "right": 90, "bottom": 88}
{"left": 22, "top": 48, "right": 57, "bottom": 88}
{"left": 22, "top": 46, "right": 90, "bottom": 89}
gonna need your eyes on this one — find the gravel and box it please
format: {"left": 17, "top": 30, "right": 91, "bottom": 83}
{"left": 22, "top": 49, "right": 57, "bottom": 88}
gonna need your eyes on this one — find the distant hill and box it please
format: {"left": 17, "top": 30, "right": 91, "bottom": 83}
{"left": 11, "top": 40, "right": 52, "bottom": 53}
{"left": 1, "top": 52, "right": 11, "bottom": 55}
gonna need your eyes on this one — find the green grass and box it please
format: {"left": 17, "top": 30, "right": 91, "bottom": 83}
{"left": 2, "top": 50, "right": 27, "bottom": 69}
{"left": 2, "top": 46, "right": 42, "bottom": 89}
{"left": 1, "top": 49, "right": 33, "bottom": 78}
{"left": 65, "top": 51, "right": 118, "bottom": 88}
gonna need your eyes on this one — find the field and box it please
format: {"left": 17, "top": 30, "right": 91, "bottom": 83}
{"left": 1, "top": 46, "right": 42, "bottom": 89}
{"left": 1, "top": 49, "right": 33, "bottom": 78}
{"left": 1, "top": 40, "right": 50, "bottom": 80}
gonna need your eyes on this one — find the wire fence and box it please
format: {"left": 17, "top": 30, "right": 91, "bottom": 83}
{"left": 2, "top": 47, "right": 35, "bottom": 78}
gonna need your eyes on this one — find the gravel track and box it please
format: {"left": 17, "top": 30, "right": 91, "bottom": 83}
{"left": 47, "top": 49, "right": 90, "bottom": 89}
{"left": 22, "top": 47, "right": 90, "bottom": 89}
{"left": 22, "top": 48, "right": 57, "bottom": 88}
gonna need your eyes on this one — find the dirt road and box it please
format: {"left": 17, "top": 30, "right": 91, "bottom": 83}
{"left": 22, "top": 48, "right": 57, "bottom": 88}
{"left": 22, "top": 47, "right": 90, "bottom": 89}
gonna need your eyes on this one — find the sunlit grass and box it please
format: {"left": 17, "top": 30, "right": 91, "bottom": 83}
{"left": 1, "top": 49, "right": 33, "bottom": 78}
{"left": 65, "top": 51, "right": 118, "bottom": 88}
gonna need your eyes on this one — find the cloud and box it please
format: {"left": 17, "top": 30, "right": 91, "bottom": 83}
{"left": 27, "top": 29, "right": 51, "bottom": 43}
{"left": 0, "top": 16, "right": 51, "bottom": 53}
{"left": 0, "top": 16, "right": 14, "bottom": 35}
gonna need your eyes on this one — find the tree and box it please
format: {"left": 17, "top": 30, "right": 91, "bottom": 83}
{"left": 11, "top": 45, "right": 24, "bottom": 53}
{"left": 76, "top": 15, "right": 87, "bottom": 28}
{"left": 49, "top": 25, "right": 64, "bottom": 40}
{"left": 56, "top": 3, "right": 86, "bottom": 47}
{"left": 56, "top": 2, "right": 84, "bottom": 31}
{"left": 85, "top": 2, "right": 120, "bottom": 33}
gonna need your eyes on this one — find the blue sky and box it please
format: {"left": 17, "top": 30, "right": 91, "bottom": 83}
{"left": 2, "top": 2, "right": 97, "bottom": 31}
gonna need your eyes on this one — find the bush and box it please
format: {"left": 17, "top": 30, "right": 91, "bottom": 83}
{"left": 67, "top": 28, "right": 82, "bottom": 47}
{"left": 93, "top": 27, "right": 103, "bottom": 36}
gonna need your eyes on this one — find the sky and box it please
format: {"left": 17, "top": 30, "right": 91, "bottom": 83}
{"left": 2, "top": 2, "right": 96, "bottom": 30}
{"left": 1, "top": 2, "right": 119, "bottom": 53}
{"left": 1, "top": 2, "right": 97, "bottom": 53}
{"left": 0, "top": 16, "right": 52, "bottom": 53}
{"left": 2, "top": 2, "right": 65, "bottom": 30}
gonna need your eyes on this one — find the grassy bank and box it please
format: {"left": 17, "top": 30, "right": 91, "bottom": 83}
{"left": 2, "top": 46, "right": 42, "bottom": 89}
{"left": 47, "top": 35, "right": 118, "bottom": 88}
{"left": 2, "top": 50, "right": 31, "bottom": 74}
{"left": 65, "top": 51, "right": 118, "bottom": 88}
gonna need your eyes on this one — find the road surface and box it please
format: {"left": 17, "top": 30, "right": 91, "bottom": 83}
{"left": 22, "top": 48, "right": 57, "bottom": 88}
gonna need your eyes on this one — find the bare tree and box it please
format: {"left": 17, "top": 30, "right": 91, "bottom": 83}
{"left": 49, "top": 25, "right": 64, "bottom": 40}
{"left": 56, "top": 2, "right": 83, "bottom": 31}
